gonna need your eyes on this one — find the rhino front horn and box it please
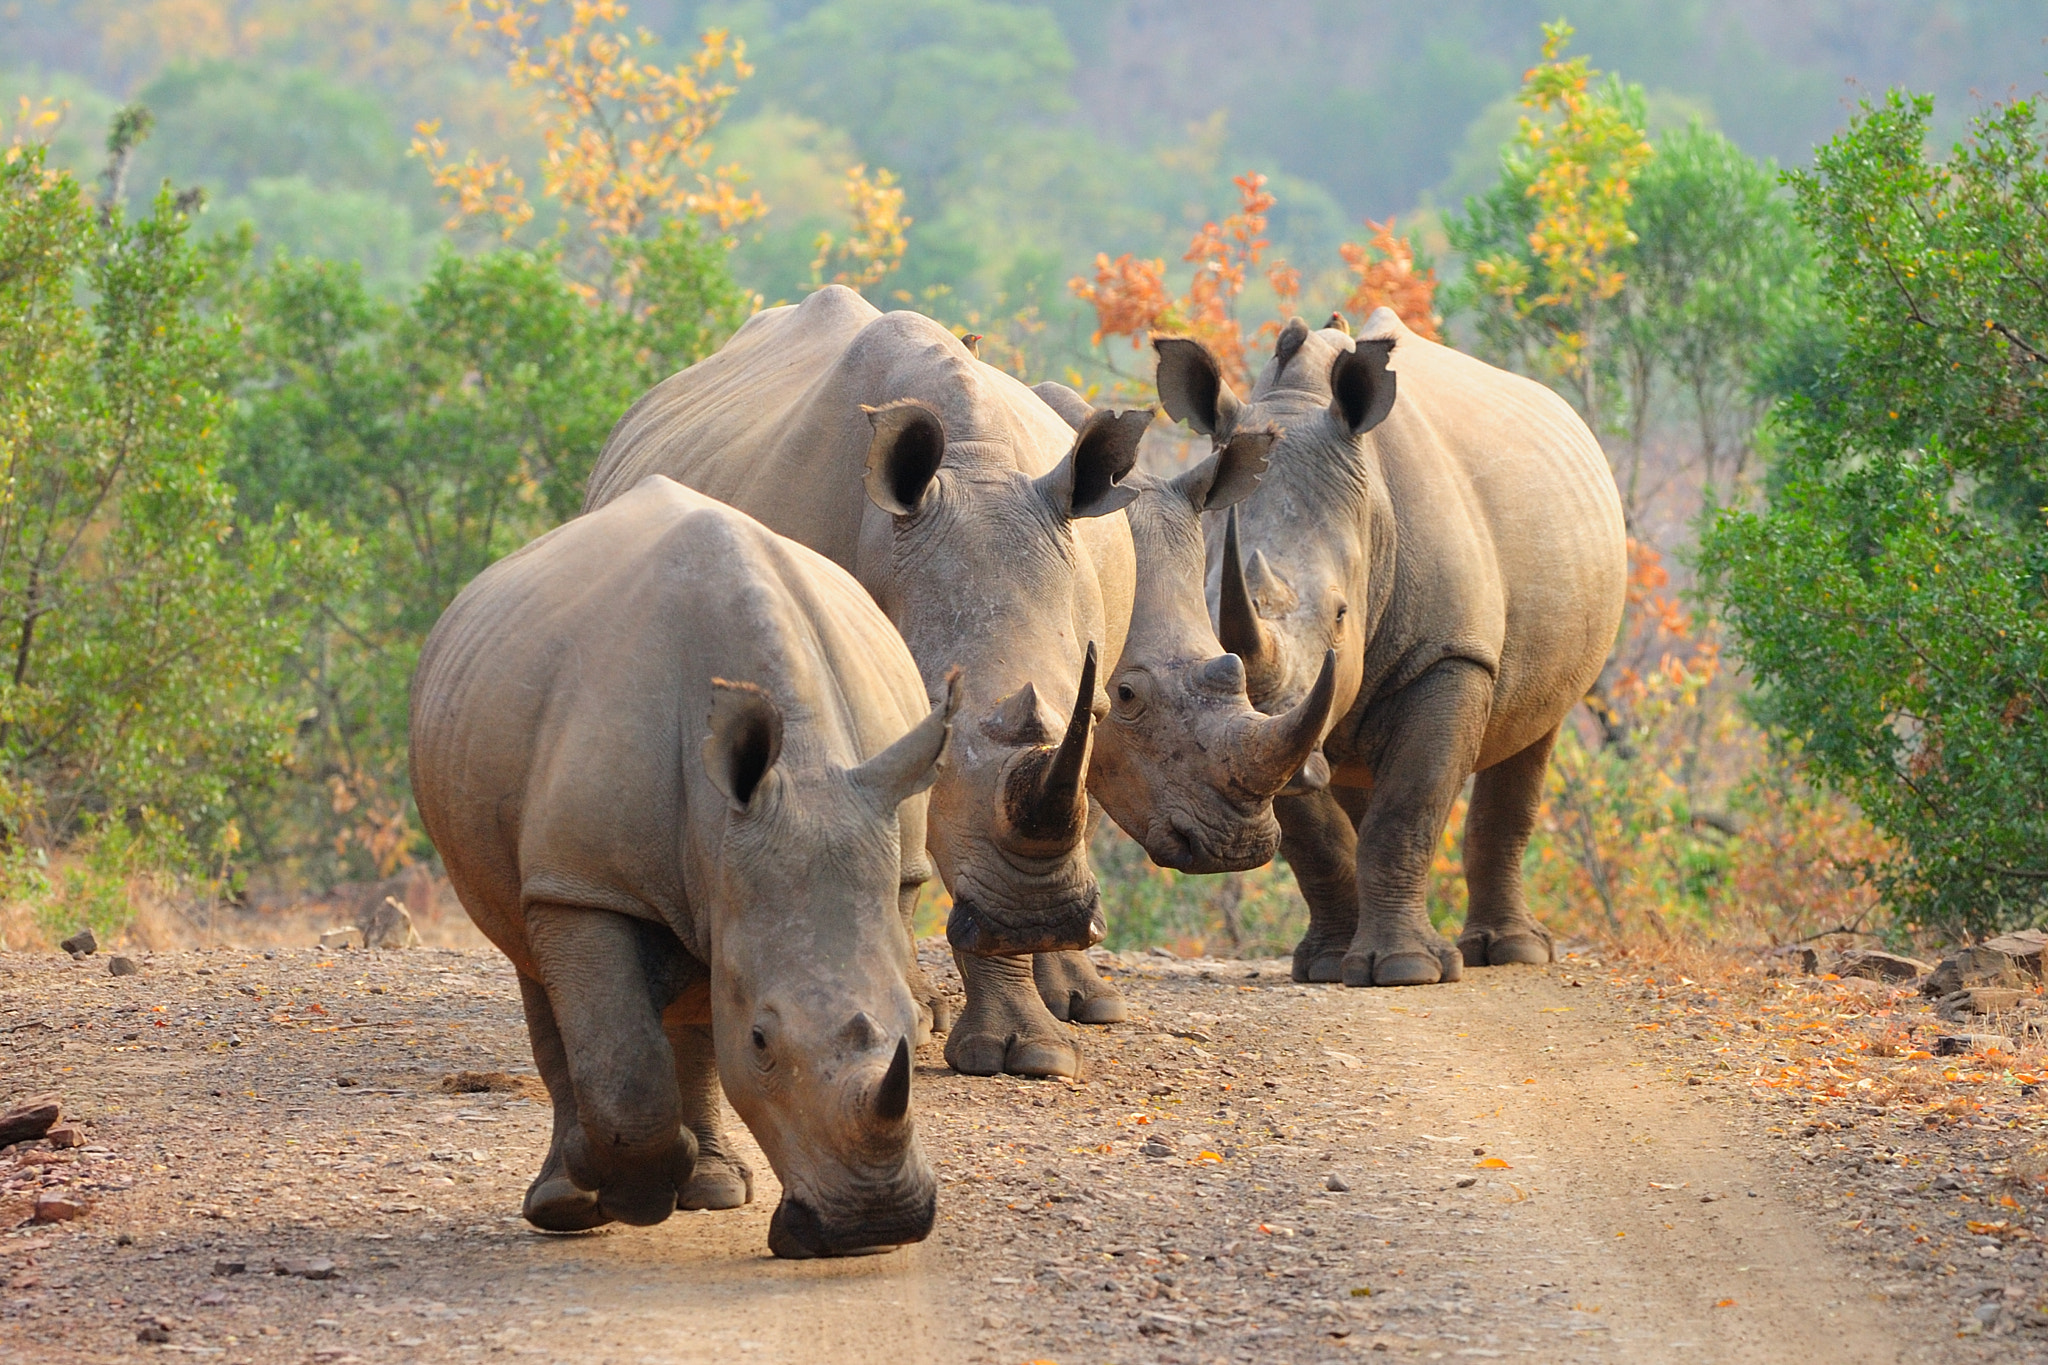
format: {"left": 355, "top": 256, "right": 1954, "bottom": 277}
{"left": 999, "top": 641, "right": 1098, "bottom": 851}
{"left": 1219, "top": 507, "right": 1283, "bottom": 703}
{"left": 875, "top": 1036, "right": 911, "bottom": 1123}
{"left": 1235, "top": 649, "right": 1339, "bottom": 798}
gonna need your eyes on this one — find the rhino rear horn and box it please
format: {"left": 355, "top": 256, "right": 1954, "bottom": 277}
{"left": 875, "top": 1036, "right": 911, "bottom": 1123}
{"left": 1035, "top": 407, "right": 1148, "bottom": 520}
{"left": 1330, "top": 337, "right": 1396, "bottom": 436}
{"left": 704, "top": 680, "right": 784, "bottom": 813}
{"left": 1031, "top": 381, "right": 1096, "bottom": 432}
{"left": 862, "top": 399, "right": 947, "bottom": 516}
{"left": 851, "top": 668, "right": 960, "bottom": 807}
{"left": 1171, "top": 423, "right": 1278, "bottom": 513}
{"left": 1153, "top": 335, "right": 1241, "bottom": 439}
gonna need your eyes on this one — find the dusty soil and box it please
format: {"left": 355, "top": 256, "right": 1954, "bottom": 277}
{"left": 0, "top": 939, "right": 2041, "bottom": 1365}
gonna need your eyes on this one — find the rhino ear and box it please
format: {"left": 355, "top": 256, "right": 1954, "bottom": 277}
{"left": 851, "top": 669, "right": 960, "bottom": 806}
{"left": 704, "top": 679, "right": 784, "bottom": 814}
{"left": 1031, "top": 381, "right": 1096, "bottom": 433}
{"left": 862, "top": 399, "right": 947, "bottom": 516}
{"left": 1036, "top": 406, "right": 1148, "bottom": 520}
{"left": 1171, "top": 423, "right": 1278, "bottom": 513}
{"left": 1329, "top": 337, "right": 1396, "bottom": 437}
{"left": 1153, "top": 335, "right": 1241, "bottom": 439}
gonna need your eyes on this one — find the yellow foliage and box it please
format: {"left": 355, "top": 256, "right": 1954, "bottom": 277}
{"left": 810, "top": 163, "right": 909, "bottom": 294}
{"left": 412, "top": 0, "right": 763, "bottom": 245}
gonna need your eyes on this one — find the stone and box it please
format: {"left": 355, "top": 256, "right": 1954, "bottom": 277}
{"left": 1981, "top": 929, "right": 2047, "bottom": 974}
{"left": 1832, "top": 950, "right": 1930, "bottom": 984}
{"left": 302, "top": 1257, "right": 340, "bottom": 1280}
{"left": 1140, "top": 1137, "right": 1176, "bottom": 1159}
{"left": 439, "top": 1070, "right": 520, "bottom": 1094}
{"left": 213, "top": 1258, "right": 247, "bottom": 1277}
{"left": 32, "top": 1191, "right": 88, "bottom": 1222}
{"left": 1924, "top": 945, "right": 2028, "bottom": 996}
{"left": 60, "top": 928, "right": 97, "bottom": 957}
{"left": 1936, "top": 987, "right": 2022, "bottom": 1020}
{"left": 1324, "top": 1174, "right": 1351, "bottom": 1192}
{"left": 108, "top": 956, "right": 139, "bottom": 977}
{"left": 136, "top": 1325, "right": 171, "bottom": 1344}
{"left": 1933, "top": 1034, "right": 2016, "bottom": 1056}
{"left": 319, "top": 926, "right": 363, "bottom": 950}
{"left": 362, "top": 896, "right": 420, "bottom": 950}
{"left": 44, "top": 1124, "right": 83, "bottom": 1148}
{"left": 0, "top": 1095, "right": 61, "bottom": 1147}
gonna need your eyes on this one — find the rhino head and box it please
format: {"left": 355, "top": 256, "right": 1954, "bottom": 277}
{"left": 1153, "top": 320, "right": 1398, "bottom": 752}
{"left": 1032, "top": 382, "right": 1338, "bottom": 872}
{"left": 856, "top": 397, "right": 1147, "bottom": 956}
{"left": 701, "top": 676, "right": 958, "bottom": 1257}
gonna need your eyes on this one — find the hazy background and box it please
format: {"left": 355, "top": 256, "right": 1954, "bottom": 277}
{"left": 8, "top": 0, "right": 2045, "bottom": 317}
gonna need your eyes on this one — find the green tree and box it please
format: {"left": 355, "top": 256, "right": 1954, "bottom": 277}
{"left": 1700, "top": 90, "right": 2048, "bottom": 938}
{"left": 1612, "top": 121, "right": 1811, "bottom": 505}
{"left": 1445, "top": 21, "right": 1652, "bottom": 434}
{"left": 225, "top": 223, "right": 748, "bottom": 883}
{"left": 0, "top": 135, "right": 345, "bottom": 919}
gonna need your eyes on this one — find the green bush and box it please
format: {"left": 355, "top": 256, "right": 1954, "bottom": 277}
{"left": 1700, "top": 91, "right": 2048, "bottom": 938}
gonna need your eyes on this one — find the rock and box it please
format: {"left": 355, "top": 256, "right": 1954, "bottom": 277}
{"left": 439, "top": 1070, "right": 521, "bottom": 1094}
{"left": 362, "top": 896, "right": 420, "bottom": 950}
{"left": 45, "top": 1124, "right": 83, "bottom": 1148}
{"left": 59, "top": 928, "right": 97, "bottom": 957}
{"left": 136, "top": 1324, "right": 171, "bottom": 1344}
{"left": 213, "top": 1258, "right": 247, "bottom": 1277}
{"left": 302, "top": 1257, "right": 340, "bottom": 1280}
{"left": 1982, "top": 929, "right": 2047, "bottom": 974}
{"left": 1932, "top": 1034, "right": 2016, "bottom": 1056}
{"left": 1832, "top": 949, "right": 1930, "bottom": 983}
{"left": 1936, "top": 987, "right": 2022, "bottom": 1020}
{"left": 318, "top": 926, "right": 363, "bottom": 950}
{"left": 1324, "top": 1174, "right": 1351, "bottom": 1192}
{"left": 32, "top": 1190, "right": 88, "bottom": 1222}
{"left": 1455, "top": 1176, "right": 1478, "bottom": 1188}
{"left": 1924, "top": 945, "right": 2028, "bottom": 996}
{"left": 0, "top": 1094, "right": 61, "bottom": 1147}
{"left": 107, "top": 956, "right": 139, "bottom": 977}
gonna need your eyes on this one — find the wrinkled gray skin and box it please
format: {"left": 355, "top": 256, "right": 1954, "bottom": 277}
{"left": 1155, "top": 310, "right": 1627, "bottom": 987}
{"left": 585, "top": 287, "right": 1326, "bottom": 1079}
{"left": 411, "top": 478, "right": 956, "bottom": 1257}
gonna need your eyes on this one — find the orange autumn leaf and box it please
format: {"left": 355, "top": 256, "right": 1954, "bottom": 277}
{"left": 1475, "top": 1157, "right": 1512, "bottom": 1169}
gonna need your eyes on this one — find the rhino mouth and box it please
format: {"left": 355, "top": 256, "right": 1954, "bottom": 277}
{"left": 947, "top": 889, "right": 1105, "bottom": 957}
{"left": 1143, "top": 815, "right": 1281, "bottom": 876}
{"left": 767, "top": 1187, "right": 938, "bottom": 1260}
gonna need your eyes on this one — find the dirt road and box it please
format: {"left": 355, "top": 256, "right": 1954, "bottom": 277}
{"left": 0, "top": 943, "right": 2038, "bottom": 1364}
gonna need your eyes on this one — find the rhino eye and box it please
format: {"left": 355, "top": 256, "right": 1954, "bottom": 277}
{"left": 751, "top": 1027, "right": 767, "bottom": 1051}
{"left": 1116, "top": 683, "right": 1136, "bottom": 703}
{"left": 1334, "top": 603, "right": 1348, "bottom": 623}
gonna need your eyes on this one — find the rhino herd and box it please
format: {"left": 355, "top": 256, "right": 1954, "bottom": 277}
{"left": 408, "top": 287, "right": 1626, "bottom": 1258}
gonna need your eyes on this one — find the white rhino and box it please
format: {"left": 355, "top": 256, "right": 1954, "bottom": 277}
{"left": 1155, "top": 312, "right": 1627, "bottom": 986}
{"left": 411, "top": 477, "right": 956, "bottom": 1256}
{"left": 587, "top": 286, "right": 1329, "bottom": 1077}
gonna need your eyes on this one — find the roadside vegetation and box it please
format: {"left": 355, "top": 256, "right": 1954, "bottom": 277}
{"left": 1, "top": 3, "right": 2042, "bottom": 958}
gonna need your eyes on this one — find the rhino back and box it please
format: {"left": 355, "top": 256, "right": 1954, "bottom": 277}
{"left": 411, "top": 477, "right": 929, "bottom": 968}
{"left": 1357, "top": 311, "right": 1626, "bottom": 766}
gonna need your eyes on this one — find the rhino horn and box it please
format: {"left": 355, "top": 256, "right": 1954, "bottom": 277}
{"left": 1235, "top": 649, "right": 1339, "bottom": 798}
{"left": 1218, "top": 508, "right": 1283, "bottom": 701}
{"left": 875, "top": 1036, "right": 912, "bottom": 1123}
{"left": 1000, "top": 641, "right": 1098, "bottom": 848}
{"left": 851, "top": 668, "right": 960, "bottom": 805}
{"left": 1196, "top": 652, "right": 1246, "bottom": 695}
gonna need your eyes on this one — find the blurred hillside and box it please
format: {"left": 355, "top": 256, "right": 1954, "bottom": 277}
{"left": 6, "top": 0, "right": 2042, "bottom": 313}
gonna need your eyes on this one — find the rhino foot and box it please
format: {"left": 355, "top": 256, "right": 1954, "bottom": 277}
{"left": 945, "top": 1024, "right": 1081, "bottom": 1078}
{"left": 1034, "top": 950, "right": 1127, "bottom": 1024}
{"left": 949, "top": 951, "right": 1084, "bottom": 1077}
{"left": 1340, "top": 938, "right": 1465, "bottom": 988}
{"left": 1291, "top": 932, "right": 1351, "bottom": 983}
{"left": 1458, "top": 923, "right": 1554, "bottom": 968}
{"left": 522, "top": 1175, "right": 611, "bottom": 1233}
{"left": 680, "top": 1152, "right": 754, "bottom": 1211}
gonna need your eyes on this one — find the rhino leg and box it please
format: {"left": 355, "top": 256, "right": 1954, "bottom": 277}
{"left": 517, "top": 972, "right": 611, "bottom": 1232}
{"left": 1033, "top": 950, "right": 1127, "bottom": 1023}
{"left": 1341, "top": 661, "right": 1487, "bottom": 988}
{"left": 1280, "top": 786, "right": 1369, "bottom": 983}
{"left": 945, "top": 951, "right": 1082, "bottom": 1078}
{"left": 1458, "top": 725, "right": 1558, "bottom": 968}
{"left": 660, "top": 1019, "right": 756, "bottom": 1211}
{"left": 523, "top": 904, "right": 696, "bottom": 1227}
